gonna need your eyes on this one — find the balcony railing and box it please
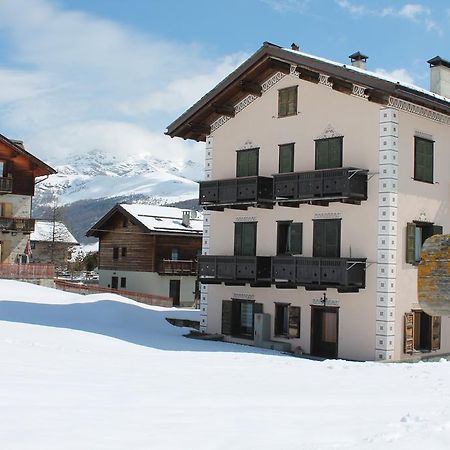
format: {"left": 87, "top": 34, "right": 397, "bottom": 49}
{"left": 158, "top": 259, "right": 197, "bottom": 275}
{"left": 274, "top": 167, "right": 368, "bottom": 206}
{"left": 0, "top": 263, "right": 54, "bottom": 280}
{"left": 199, "top": 176, "right": 273, "bottom": 210}
{"left": 272, "top": 256, "right": 366, "bottom": 292}
{"left": 0, "top": 217, "right": 35, "bottom": 232}
{"left": 198, "top": 255, "right": 271, "bottom": 286}
{"left": 0, "top": 177, "right": 13, "bottom": 193}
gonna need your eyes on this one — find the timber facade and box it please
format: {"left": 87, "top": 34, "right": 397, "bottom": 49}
{"left": 167, "top": 42, "right": 450, "bottom": 361}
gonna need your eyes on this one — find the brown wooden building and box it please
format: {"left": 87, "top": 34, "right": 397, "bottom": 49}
{"left": 87, "top": 204, "right": 202, "bottom": 306}
{"left": 0, "top": 134, "right": 56, "bottom": 266}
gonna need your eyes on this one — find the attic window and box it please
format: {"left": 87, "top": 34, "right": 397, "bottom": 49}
{"left": 278, "top": 86, "right": 298, "bottom": 117}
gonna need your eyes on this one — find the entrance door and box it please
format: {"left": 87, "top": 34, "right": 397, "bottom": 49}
{"left": 111, "top": 276, "right": 119, "bottom": 289}
{"left": 169, "top": 279, "right": 181, "bottom": 306}
{"left": 310, "top": 306, "right": 339, "bottom": 358}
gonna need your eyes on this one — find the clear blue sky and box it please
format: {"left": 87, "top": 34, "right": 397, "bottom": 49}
{"left": 0, "top": 0, "right": 448, "bottom": 163}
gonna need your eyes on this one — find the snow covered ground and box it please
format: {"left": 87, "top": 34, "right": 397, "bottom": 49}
{"left": 1, "top": 280, "right": 450, "bottom": 450}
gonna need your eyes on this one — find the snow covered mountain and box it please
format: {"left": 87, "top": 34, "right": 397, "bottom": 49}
{"left": 34, "top": 149, "right": 203, "bottom": 207}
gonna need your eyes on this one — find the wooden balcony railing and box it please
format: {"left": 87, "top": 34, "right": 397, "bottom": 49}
{"left": 274, "top": 167, "right": 368, "bottom": 206}
{"left": 0, "top": 217, "right": 35, "bottom": 232}
{"left": 158, "top": 259, "right": 197, "bottom": 275}
{"left": 199, "top": 176, "right": 273, "bottom": 211}
{"left": 272, "top": 256, "right": 367, "bottom": 292}
{"left": 198, "top": 255, "right": 272, "bottom": 286}
{"left": 0, "top": 177, "right": 13, "bottom": 193}
{"left": 0, "top": 263, "right": 54, "bottom": 279}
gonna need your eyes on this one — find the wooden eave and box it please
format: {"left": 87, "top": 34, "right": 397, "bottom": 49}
{"left": 166, "top": 42, "right": 450, "bottom": 142}
{"left": 0, "top": 134, "right": 56, "bottom": 177}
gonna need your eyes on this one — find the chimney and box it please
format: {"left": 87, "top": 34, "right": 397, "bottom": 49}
{"left": 349, "top": 51, "right": 368, "bottom": 70}
{"left": 291, "top": 43, "right": 299, "bottom": 51}
{"left": 182, "top": 210, "right": 190, "bottom": 227}
{"left": 427, "top": 56, "right": 450, "bottom": 98}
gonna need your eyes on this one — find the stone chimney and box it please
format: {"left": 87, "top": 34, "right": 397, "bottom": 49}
{"left": 182, "top": 210, "right": 190, "bottom": 227}
{"left": 349, "top": 51, "right": 368, "bottom": 70}
{"left": 427, "top": 56, "right": 450, "bottom": 98}
{"left": 291, "top": 43, "right": 299, "bottom": 51}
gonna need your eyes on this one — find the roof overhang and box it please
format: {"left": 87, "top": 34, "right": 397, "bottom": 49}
{"left": 166, "top": 42, "right": 450, "bottom": 142}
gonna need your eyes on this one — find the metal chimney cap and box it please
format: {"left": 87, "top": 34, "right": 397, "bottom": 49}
{"left": 291, "top": 43, "right": 300, "bottom": 51}
{"left": 427, "top": 56, "right": 450, "bottom": 69}
{"left": 349, "top": 51, "right": 368, "bottom": 62}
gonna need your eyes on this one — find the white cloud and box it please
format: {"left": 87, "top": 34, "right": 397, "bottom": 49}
{"left": 0, "top": 0, "right": 244, "bottom": 164}
{"left": 260, "top": 0, "right": 310, "bottom": 13}
{"left": 375, "top": 68, "right": 415, "bottom": 85}
{"left": 398, "top": 4, "right": 430, "bottom": 21}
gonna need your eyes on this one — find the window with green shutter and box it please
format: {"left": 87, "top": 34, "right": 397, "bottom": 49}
{"left": 406, "top": 221, "right": 443, "bottom": 264}
{"left": 278, "top": 86, "right": 298, "bottom": 117}
{"left": 277, "top": 221, "right": 302, "bottom": 255}
{"left": 414, "top": 137, "right": 434, "bottom": 183}
{"left": 236, "top": 148, "right": 259, "bottom": 177}
{"left": 234, "top": 222, "right": 257, "bottom": 256}
{"left": 313, "top": 219, "right": 341, "bottom": 258}
{"left": 279, "top": 143, "right": 294, "bottom": 173}
{"left": 315, "top": 137, "right": 343, "bottom": 170}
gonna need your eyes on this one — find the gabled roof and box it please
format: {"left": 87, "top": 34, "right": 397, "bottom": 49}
{"left": 166, "top": 42, "right": 450, "bottom": 142}
{"left": 31, "top": 220, "right": 79, "bottom": 244}
{"left": 86, "top": 204, "right": 203, "bottom": 238}
{"left": 0, "top": 134, "right": 56, "bottom": 177}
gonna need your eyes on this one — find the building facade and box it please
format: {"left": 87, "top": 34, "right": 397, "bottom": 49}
{"left": 167, "top": 43, "right": 450, "bottom": 361}
{"left": 0, "top": 135, "right": 56, "bottom": 265}
{"left": 87, "top": 204, "right": 202, "bottom": 307}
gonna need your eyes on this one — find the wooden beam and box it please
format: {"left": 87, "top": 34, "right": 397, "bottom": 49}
{"left": 188, "top": 122, "right": 211, "bottom": 135}
{"left": 367, "top": 89, "right": 390, "bottom": 105}
{"left": 329, "top": 77, "right": 353, "bottom": 94}
{"left": 213, "top": 103, "right": 235, "bottom": 117}
{"left": 239, "top": 80, "right": 262, "bottom": 97}
{"left": 298, "top": 67, "right": 320, "bottom": 84}
{"left": 269, "top": 59, "right": 291, "bottom": 74}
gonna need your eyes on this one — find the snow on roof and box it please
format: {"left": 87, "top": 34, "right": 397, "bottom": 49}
{"left": 283, "top": 47, "right": 450, "bottom": 104}
{"left": 120, "top": 204, "right": 203, "bottom": 235}
{"left": 31, "top": 220, "right": 79, "bottom": 244}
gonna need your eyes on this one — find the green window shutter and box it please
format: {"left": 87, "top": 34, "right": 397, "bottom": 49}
{"left": 247, "top": 149, "right": 258, "bottom": 176}
{"left": 328, "top": 138, "right": 343, "bottom": 168}
{"left": 278, "top": 86, "right": 297, "bottom": 117}
{"left": 234, "top": 222, "right": 243, "bottom": 255}
{"left": 237, "top": 151, "right": 248, "bottom": 177}
{"left": 315, "top": 140, "right": 329, "bottom": 170}
{"left": 431, "top": 316, "right": 441, "bottom": 350}
{"left": 289, "top": 222, "right": 303, "bottom": 254}
{"left": 279, "top": 144, "right": 294, "bottom": 173}
{"left": 278, "top": 89, "right": 288, "bottom": 117}
{"left": 415, "top": 138, "right": 433, "bottom": 183}
{"left": 288, "top": 306, "right": 301, "bottom": 338}
{"left": 287, "top": 86, "right": 297, "bottom": 115}
{"left": 313, "top": 220, "right": 325, "bottom": 257}
{"left": 325, "top": 220, "right": 341, "bottom": 258}
{"left": 406, "top": 222, "right": 417, "bottom": 264}
{"left": 221, "top": 300, "right": 233, "bottom": 335}
{"left": 237, "top": 149, "right": 258, "bottom": 177}
{"left": 241, "top": 222, "right": 257, "bottom": 256}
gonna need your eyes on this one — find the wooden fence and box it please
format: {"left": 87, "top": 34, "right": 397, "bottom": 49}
{"left": 54, "top": 279, "right": 173, "bottom": 307}
{"left": 0, "top": 263, "right": 54, "bottom": 279}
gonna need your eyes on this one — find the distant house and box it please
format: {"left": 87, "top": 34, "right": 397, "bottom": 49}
{"left": 30, "top": 220, "right": 79, "bottom": 269}
{"left": 0, "top": 134, "right": 56, "bottom": 265}
{"left": 87, "top": 204, "right": 202, "bottom": 307}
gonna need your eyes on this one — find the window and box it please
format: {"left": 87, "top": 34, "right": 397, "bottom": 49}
{"left": 274, "top": 303, "right": 301, "bottom": 338}
{"left": 404, "top": 311, "right": 441, "bottom": 353}
{"left": 234, "top": 222, "right": 257, "bottom": 256}
{"left": 406, "top": 222, "right": 443, "bottom": 264}
{"left": 121, "top": 247, "right": 127, "bottom": 257}
{"left": 120, "top": 277, "right": 127, "bottom": 288}
{"left": 277, "top": 221, "right": 302, "bottom": 255}
{"left": 279, "top": 143, "right": 294, "bottom": 173}
{"left": 171, "top": 248, "right": 179, "bottom": 260}
{"left": 278, "top": 86, "right": 298, "bottom": 117}
{"left": 315, "top": 137, "right": 343, "bottom": 170}
{"left": 221, "top": 299, "right": 263, "bottom": 339}
{"left": 0, "top": 202, "right": 12, "bottom": 217}
{"left": 111, "top": 276, "right": 118, "bottom": 289}
{"left": 313, "top": 219, "right": 341, "bottom": 258}
{"left": 414, "top": 137, "right": 434, "bottom": 183}
{"left": 113, "top": 247, "right": 119, "bottom": 259}
{"left": 236, "top": 148, "right": 259, "bottom": 177}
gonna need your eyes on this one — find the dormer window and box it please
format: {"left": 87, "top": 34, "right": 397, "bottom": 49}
{"left": 278, "top": 86, "right": 298, "bottom": 117}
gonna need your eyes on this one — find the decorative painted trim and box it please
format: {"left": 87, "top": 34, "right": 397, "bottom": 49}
{"left": 262, "top": 71, "right": 286, "bottom": 92}
{"left": 210, "top": 115, "right": 231, "bottom": 133}
{"left": 234, "top": 216, "right": 257, "bottom": 222}
{"left": 289, "top": 64, "right": 300, "bottom": 78}
{"left": 388, "top": 96, "right": 450, "bottom": 125}
{"left": 237, "top": 140, "right": 258, "bottom": 151}
{"left": 319, "top": 73, "right": 333, "bottom": 88}
{"left": 315, "top": 124, "right": 344, "bottom": 140}
{"left": 352, "top": 84, "right": 369, "bottom": 99}
{"left": 232, "top": 292, "right": 255, "bottom": 300}
{"left": 314, "top": 212, "right": 342, "bottom": 220}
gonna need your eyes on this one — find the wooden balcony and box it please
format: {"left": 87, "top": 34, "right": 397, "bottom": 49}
{"left": 272, "top": 256, "right": 366, "bottom": 292}
{"left": 0, "top": 177, "right": 13, "bottom": 193}
{"left": 0, "top": 263, "right": 54, "bottom": 280}
{"left": 198, "top": 255, "right": 272, "bottom": 286}
{"left": 274, "top": 167, "right": 368, "bottom": 206}
{"left": 199, "top": 176, "right": 273, "bottom": 211}
{"left": 158, "top": 259, "right": 197, "bottom": 275}
{"left": 0, "top": 217, "right": 35, "bottom": 233}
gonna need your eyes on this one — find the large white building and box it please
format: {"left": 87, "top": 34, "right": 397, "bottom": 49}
{"left": 167, "top": 43, "right": 450, "bottom": 361}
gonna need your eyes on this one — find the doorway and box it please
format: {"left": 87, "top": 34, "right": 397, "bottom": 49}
{"left": 169, "top": 279, "right": 181, "bottom": 306}
{"left": 310, "top": 306, "right": 339, "bottom": 358}
{"left": 111, "top": 276, "right": 118, "bottom": 289}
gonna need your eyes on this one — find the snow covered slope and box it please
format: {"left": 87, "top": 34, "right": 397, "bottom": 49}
{"left": 1, "top": 280, "right": 450, "bottom": 450}
{"left": 34, "top": 149, "right": 202, "bottom": 206}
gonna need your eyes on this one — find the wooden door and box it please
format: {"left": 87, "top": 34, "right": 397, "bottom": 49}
{"left": 310, "top": 306, "right": 339, "bottom": 358}
{"left": 111, "top": 276, "right": 118, "bottom": 289}
{"left": 169, "top": 279, "right": 181, "bottom": 306}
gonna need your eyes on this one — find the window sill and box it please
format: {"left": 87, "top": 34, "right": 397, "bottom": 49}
{"left": 413, "top": 178, "right": 434, "bottom": 184}
{"left": 277, "top": 112, "right": 299, "bottom": 119}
